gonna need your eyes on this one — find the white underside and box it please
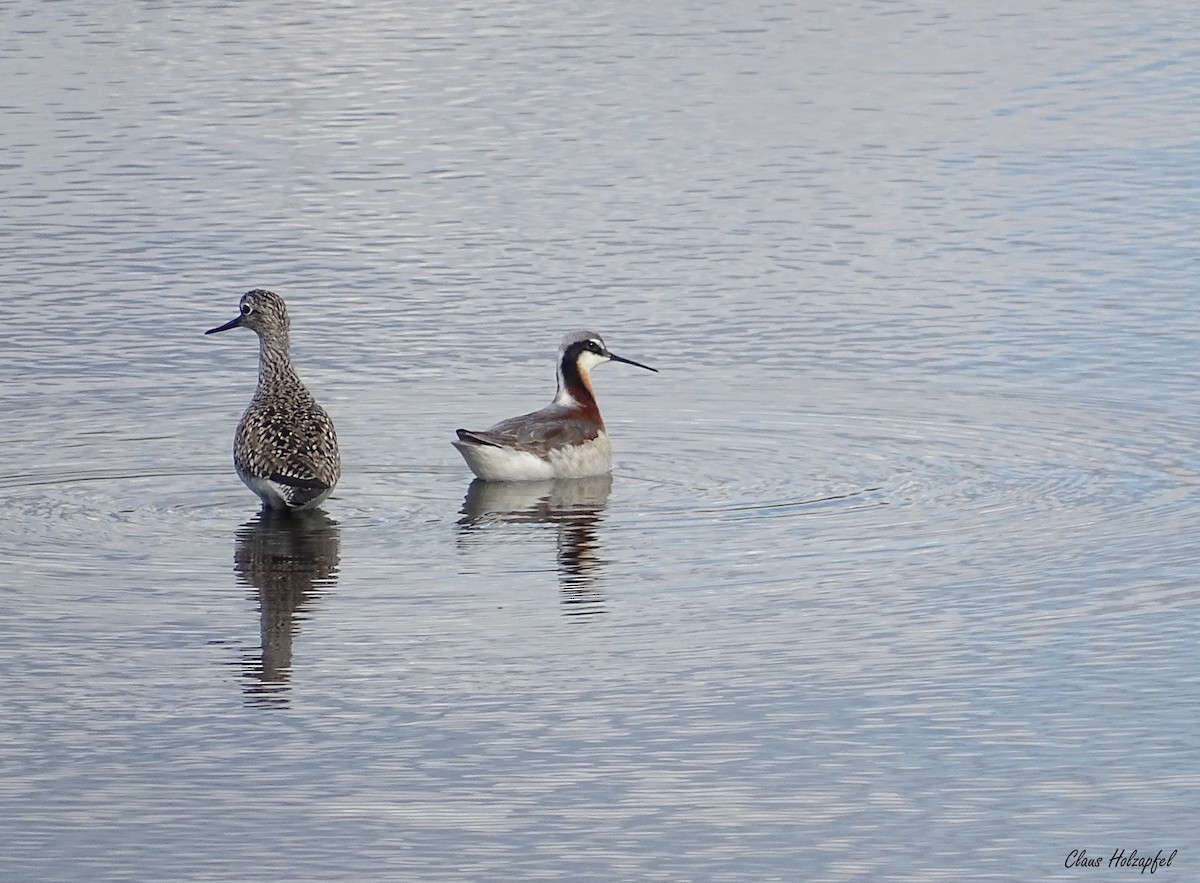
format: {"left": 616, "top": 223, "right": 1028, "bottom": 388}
{"left": 454, "top": 433, "right": 613, "bottom": 482}
{"left": 239, "top": 469, "right": 332, "bottom": 511}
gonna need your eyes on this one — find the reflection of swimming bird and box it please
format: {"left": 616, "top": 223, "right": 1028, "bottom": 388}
{"left": 206, "top": 289, "right": 340, "bottom": 511}
{"left": 233, "top": 508, "right": 340, "bottom": 704}
{"left": 453, "top": 331, "right": 656, "bottom": 482}
{"left": 459, "top": 475, "right": 612, "bottom": 615}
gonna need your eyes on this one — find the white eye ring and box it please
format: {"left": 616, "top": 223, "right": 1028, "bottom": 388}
{"left": 240, "top": 303, "right": 253, "bottom": 316}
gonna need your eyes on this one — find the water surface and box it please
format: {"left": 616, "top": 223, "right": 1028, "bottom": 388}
{"left": 2, "top": 1, "right": 1198, "bottom": 880}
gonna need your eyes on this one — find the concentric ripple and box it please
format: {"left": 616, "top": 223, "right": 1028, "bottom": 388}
{"left": 4, "top": 385, "right": 1191, "bottom": 599}
{"left": 600, "top": 383, "right": 1198, "bottom": 602}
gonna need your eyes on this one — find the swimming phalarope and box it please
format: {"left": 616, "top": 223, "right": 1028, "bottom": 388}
{"left": 453, "top": 330, "right": 656, "bottom": 482}
{"left": 206, "top": 289, "right": 341, "bottom": 511}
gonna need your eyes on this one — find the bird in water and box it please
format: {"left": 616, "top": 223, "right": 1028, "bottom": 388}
{"left": 206, "top": 289, "right": 340, "bottom": 511}
{"left": 453, "top": 330, "right": 656, "bottom": 482}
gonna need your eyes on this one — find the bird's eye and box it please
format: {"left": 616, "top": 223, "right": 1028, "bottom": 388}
{"left": 240, "top": 303, "right": 253, "bottom": 316}
{"left": 589, "top": 341, "right": 603, "bottom": 354}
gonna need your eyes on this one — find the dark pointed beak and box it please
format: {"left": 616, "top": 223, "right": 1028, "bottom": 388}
{"left": 608, "top": 352, "right": 657, "bottom": 373}
{"left": 205, "top": 314, "right": 244, "bottom": 335}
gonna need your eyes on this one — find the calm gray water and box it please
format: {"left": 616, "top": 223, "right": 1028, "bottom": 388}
{"left": 2, "top": 1, "right": 1198, "bottom": 880}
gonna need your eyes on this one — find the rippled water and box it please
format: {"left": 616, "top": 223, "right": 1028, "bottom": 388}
{"left": 3, "top": 1, "right": 1199, "bottom": 879}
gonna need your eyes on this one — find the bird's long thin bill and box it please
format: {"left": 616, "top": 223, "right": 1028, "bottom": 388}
{"left": 205, "top": 315, "right": 243, "bottom": 335}
{"left": 609, "top": 353, "right": 657, "bottom": 372}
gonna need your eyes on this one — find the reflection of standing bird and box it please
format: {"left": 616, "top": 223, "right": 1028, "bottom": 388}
{"left": 206, "top": 289, "right": 340, "bottom": 511}
{"left": 454, "top": 331, "right": 656, "bottom": 482}
{"left": 233, "top": 509, "right": 340, "bottom": 702}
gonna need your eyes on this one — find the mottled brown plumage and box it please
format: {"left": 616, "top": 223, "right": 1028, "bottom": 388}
{"left": 206, "top": 289, "right": 340, "bottom": 511}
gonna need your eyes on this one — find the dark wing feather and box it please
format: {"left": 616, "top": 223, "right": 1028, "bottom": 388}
{"left": 272, "top": 473, "right": 334, "bottom": 509}
{"left": 455, "top": 404, "right": 601, "bottom": 458}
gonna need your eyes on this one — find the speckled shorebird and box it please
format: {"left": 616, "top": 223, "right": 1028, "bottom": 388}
{"left": 453, "top": 330, "right": 656, "bottom": 482}
{"left": 205, "top": 289, "right": 340, "bottom": 511}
